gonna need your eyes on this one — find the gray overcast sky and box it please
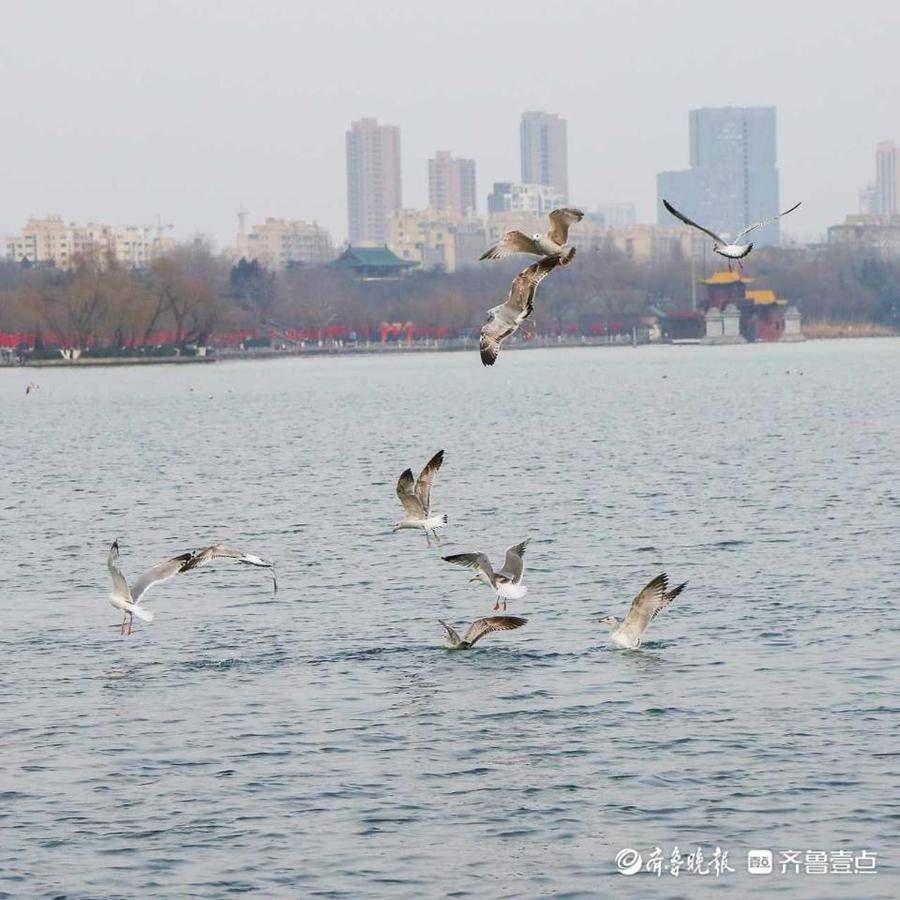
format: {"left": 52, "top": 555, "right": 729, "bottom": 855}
{"left": 2, "top": 0, "right": 898, "bottom": 248}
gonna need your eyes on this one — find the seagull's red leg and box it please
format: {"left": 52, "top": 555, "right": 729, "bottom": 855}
{"left": 127, "top": 613, "right": 133, "bottom": 636}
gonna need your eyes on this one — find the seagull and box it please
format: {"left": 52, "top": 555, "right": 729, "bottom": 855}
{"left": 25, "top": 383, "right": 39, "bottom": 395}
{"left": 480, "top": 208, "right": 583, "bottom": 262}
{"left": 662, "top": 199, "right": 801, "bottom": 270}
{"left": 599, "top": 573, "right": 687, "bottom": 649}
{"left": 393, "top": 450, "right": 447, "bottom": 546}
{"left": 107, "top": 540, "right": 277, "bottom": 635}
{"left": 480, "top": 254, "right": 571, "bottom": 366}
{"left": 178, "top": 543, "right": 278, "bottom": 594}
{"left": 442, "top": 540, "right": 529, "bottom": 611}
{"left": 438, "top": 615, "right": 527, "bottom": 650}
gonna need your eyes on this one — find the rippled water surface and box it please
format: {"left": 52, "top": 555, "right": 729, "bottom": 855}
{"left": 2, "top": 340, "right": 899, "bottom": 898}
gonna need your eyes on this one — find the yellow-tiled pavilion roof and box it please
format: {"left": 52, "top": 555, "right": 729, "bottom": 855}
{"left": 745, "top": 289, "right": 787, "bottom": 306}
{"left": 700, "top": 271, "right": 755, "bottom": 285}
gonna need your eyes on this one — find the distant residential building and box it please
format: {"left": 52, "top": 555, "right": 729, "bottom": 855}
{"left": 828, "top": 214, "right": 900, "bottom": 256}
{"left": 487, "top": 182, "right": 564, "bottom": 218}
{"left": 858, "top": 183, "right": 880, "bottom": 215}
{"left": 6, "top": 216, "right": 73, "bottom": 267}
{"left": 875, "top": 140, "right": 898, "bottom": 216}
{"left": 428, "top": 151, "right": 477, "bottom": 218}
{"left": 5, "top": 216, "right": 173, "bottom": 269}
{"left": 388, "top": 208, "right": 484, "bottom": 273}
{"left": 484, "top": 211, "right": 544, "bottom": 250}
{"left": 658, "top": 106, "right": 783, "bottom": 246}
{"left": 346, "top": 117, "right": 402, "bottom": 245}
{"left": 235, "top": 217, "right": 334, "bottom": 269}
{"left": 592, "top": 202, "right": 637, "bottom": 228}
{"left": 520, "top": 111, "right": 568, "bottom": 201}
{"left": 577, "top": 220, "right": 692, "bottom": 264}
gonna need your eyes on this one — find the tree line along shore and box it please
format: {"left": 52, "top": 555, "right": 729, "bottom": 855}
{"left": 1, "top": 241, "right": 898, "bottom": 359}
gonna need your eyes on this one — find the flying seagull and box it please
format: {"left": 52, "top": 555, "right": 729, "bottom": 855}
{"left": 480, "top": 208, "right": 583, "bottom": 262}
{"left": 480, "top": 254, "right": 572, "bottom": 366}
{"left": 438, "top": 615, "right": 527, "bottom": 650}
{"left": 393, "top": 450, "right": 447, "bottom": 546}
{"left": 179, "top": 543, "right": 278, "bottom": 594}
{"left": 442, "top": 540, "right": 529, "bottom": 611}
{"left": 662, "top": 199, "right": 801, "bottom": 270}
{"left": 106, "top": 540, "right": 277, "bottom": 635}
{"left": 599, "top": 572, "right": 687, "bottom": 649}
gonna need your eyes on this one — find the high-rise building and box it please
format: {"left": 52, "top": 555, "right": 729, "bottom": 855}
{"left": 428, "top": 151, "right": 476, "bottom": 218}
{"left": 346, "top": 117, "right": 402, "bottom": 245}
{"left": 520, "top": 111, "right": 568, "bottom": 202}
{"left": 875, "top": 140, "right": 898, "bottom": 216}
{"left": 657, "top": 106, "right": 783, "bottom": 246}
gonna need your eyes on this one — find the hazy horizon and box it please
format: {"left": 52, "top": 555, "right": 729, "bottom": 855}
{"left": 3, "top": 0, "right": 899, "bottom": 249}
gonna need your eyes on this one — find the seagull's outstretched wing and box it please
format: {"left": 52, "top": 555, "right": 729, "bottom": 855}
{"left": 480, "top": 306, "right": 518, "bottom": 366}
{"left": 480, "top": 230, "right": 544, "bottom": 260}
{"left": 662, "top": 200, "right": 725, "bottom": 244}
{"left": 652, "top": 580, "right": 687, "bottom": 621}
{"left": 621, "top": 573, "right": 671, "bottom": 640}
{"left": 130, "top": 551, "right": 194, "bottom": 603}
{"left": 547, "top": 208, "right": 583, "bottom": 246}
{"left": 497, "top": 539, "right": 529, "bottom": 582}
{"left": 438, "top": 619, "right": 462, "bottom": 647}
{"left": 180, "top": 544, "right": 278, "bottom": 594}
{"left": 415, "top": 450, "right": 444, "bottom": 513}
{"left": 734, "top": 201, "right": 802, "bottom": 241}
{"left": 442, "top": 552, "right": 496, "bottom": 586}
{"left": 397, "top": 468, "right": 426, "bottom": 517}
{"left": 508, "top": 255, "right": 566, "bottom": 312}
{"left": 107, "top": 540, "right": 131, "bottom": 600}
{"left": 463, "top": 615, "right": 528, "bottom": 646}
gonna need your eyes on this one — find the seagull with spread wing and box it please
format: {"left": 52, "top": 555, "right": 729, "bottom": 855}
{"left": 107, "top": 539, "right": 277, "bottom": 634}
{"left": 442, "top": 540, "right": 529, "bottom": 611}
{"left": 438, "top": 615, "right": 527, "bottom": 650}
{"left": 599, "top": 573, "right": 687, "bottom": 649}
{"left": 179, "top": 543, "right": 278, "bottom": 594}
{"left": 480, "top": 253, "right": 572, "bottom": 366}
{"left": 480, "top": 208, "right": 583, "bottom": 263}
{"left": 393, "top": 450, "right": 447, "bottom": 546}
{"left": 663, "top": 199, "right": 801, "bottom": 270}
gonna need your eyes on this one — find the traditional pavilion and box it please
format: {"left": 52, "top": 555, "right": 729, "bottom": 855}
{"left": 329, "top": 245, "right": 418, "bottom": 280}
{"left": 698, "top": 271, "right": 802, "bottom": 343}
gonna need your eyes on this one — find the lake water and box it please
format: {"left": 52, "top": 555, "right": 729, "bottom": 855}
{"left": 2, "top": 339, "right": 899, "bottom": 898}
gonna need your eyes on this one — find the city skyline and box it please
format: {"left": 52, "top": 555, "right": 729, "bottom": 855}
{"left": 2, "top": 2, "right": 899, "bottom": 248}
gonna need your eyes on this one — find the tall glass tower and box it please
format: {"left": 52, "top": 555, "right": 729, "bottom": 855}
{"left": 520, "top": 111, "right": 568, "bottom": 203}
{"left": 658, "top": 107, "right": 782, "bottom": 246}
